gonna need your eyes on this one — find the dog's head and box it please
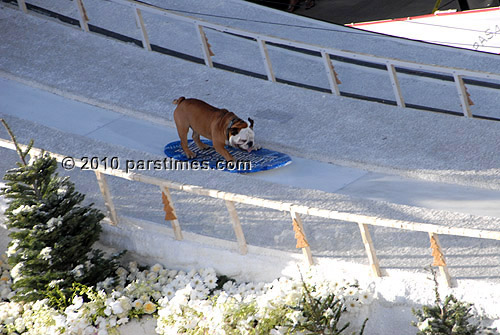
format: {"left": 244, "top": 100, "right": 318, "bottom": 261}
{"left": 227, "top": 118, "right": 256, "bottom": 152}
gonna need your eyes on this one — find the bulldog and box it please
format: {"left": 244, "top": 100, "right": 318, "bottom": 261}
{"left": 172, "top": 97, "right": 260, "bottom": 161}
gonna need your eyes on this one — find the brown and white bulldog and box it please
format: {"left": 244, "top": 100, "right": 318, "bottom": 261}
{"left": 172, "top": 97, "right": 260, "bottom": 161}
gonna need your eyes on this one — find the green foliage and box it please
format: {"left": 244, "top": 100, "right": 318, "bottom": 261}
{"left": 412, "top": 267, "right": 491, "bottom": 335}
{"left": 45, "top": 283, "right": 70, "bottom": 312}
{"left": 413, "top": 295, "right": 481, "bottom": 335}
{"left": 289, "top": 279, "right": 367, "bottom": 335}
{"left": 222, "top": 300, "right": 290, "bottom": 335}
{"left": 0, "top": 124, "right": 123, "bottom": 306}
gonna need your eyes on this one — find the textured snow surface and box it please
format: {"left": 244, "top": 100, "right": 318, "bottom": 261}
{"left": 1, "top": 3, "right": 500, "bottom": 188}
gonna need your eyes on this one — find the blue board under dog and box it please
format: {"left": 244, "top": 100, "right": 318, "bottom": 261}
{"left": 164, "top": 140, "right": 291, "bottom": 173}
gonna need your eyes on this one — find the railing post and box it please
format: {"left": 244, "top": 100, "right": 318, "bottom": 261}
{"left": 195, "top": 24, "right": 214, "bottom": 68}
{"left": 257, "top": 38, "right": 276, "bottom": 82}
{"left": 358, "top": 223, "right": 382, "bottom": 277}
{"left": 290, "top": 210, "right": 314, "bottom": 266}
{"left": 386, "top": 63, "right": 405, "bottom": 108}
{"left": 453, "top": 74, "right": 473, "bottom": 118}
{"left": 225, "top": 200, "right": 248, "bottom": 255}
{"left": 161, "top": 186, "right": 183, "bottom": 241}
{"left": 94, "top": 171, "right": 119, "bottom": 225}
{"left": 429, "top": 232, "right": 453, "bottom": 287}
{"left": 321, "top": 51, "right": 341, "bottom": 96}
{"left": 75, "top": 0, "right": 90, "bottom": 32}
{"left": 17, "top": 0, "right": 28, "bottom": 13}
{"left": 134, "top": 7, "right": 151, "bottom": 51}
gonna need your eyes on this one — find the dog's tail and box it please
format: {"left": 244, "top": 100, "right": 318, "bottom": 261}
{"left": 172, "top": 97, "right": 185, "bottom": 105}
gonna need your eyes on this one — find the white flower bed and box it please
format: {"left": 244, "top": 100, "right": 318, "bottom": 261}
{"left": 0, "top": 253, "right": 373, "bottom": 335}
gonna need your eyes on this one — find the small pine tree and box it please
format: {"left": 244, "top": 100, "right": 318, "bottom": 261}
{"left": 412, "top": 267, "right": 482, "bottom": 335}
{"left": 1, "top": 119, "right": 123, "bottom": 305}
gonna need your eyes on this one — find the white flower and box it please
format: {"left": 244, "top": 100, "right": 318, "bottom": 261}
{"left": 72, "top": 295, "right": 84, "bottom": 310}
{"left": 204, "top": 274, "right": 218, "bottom": 289}
{"left": 222, "top": 280, "right": 236, "bottom": 294}
{"left": 285, "top": 290, "right": 301, "bottom": 305}
{"left": 150, "top": 263, "right": 163, "bottom": 273}
{"left": 110, "top": 300, "right": 124, "bottom": 315}
{"left": 187, "top": 269, "right": 197, "bottom": 279}
{"left": 118, "top": 296, "right": 132, "bottom": 313}
{"left": 132, "top": 299, "right": 143, "bottom": 310}
{"left": 359, "top": 290, "right": 373, "bottom": 305}
{"left": 190, "top": 275, "right": 204, "bottom": 288}
{"left": 270, "top": 327, "right": 288, "bottom": 335}
{"left": 129, "top": 261, "right": 138, "bottom": 273}
{"left": 116, "top": 267, "right": 128, "bottom": 277}
{"left": 109, "top": 316, "right": 118, "bottom": 327}
{"left": 117, "top": 317, "right": 129, "bottom": 325}
{"left": 152, "top": 291, "right": 162, "bottom": 301}
{"left": 344, "top": 298, "right": 361, "bottom": 312}
{"left": 199, "top": 268, "right": 216, "bottom": 278}
{"left": 190, "top": 285, "right": 209, "bottom": 300}
{"left": 147, "top": 271, "right": 158, "bottom": 281}
{"left": 143, "top": 301, "right": 157, "bottom": 314}
{"left": 167, "top": 269, "right": 178, "bottom": 278}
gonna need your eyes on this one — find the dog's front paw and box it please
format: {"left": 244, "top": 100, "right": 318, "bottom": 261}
{"left": 185, "top": 150, "right": 197, "bottom": 159}
{"left": 252, "top": 144, "right": 262, "bottom": 151}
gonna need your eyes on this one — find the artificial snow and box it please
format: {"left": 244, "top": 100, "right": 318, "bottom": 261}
{"left": 0, "top": 0, "right": 500, "bottom": 333}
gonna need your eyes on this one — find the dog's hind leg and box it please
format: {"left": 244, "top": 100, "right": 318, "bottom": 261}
{"left": 175, "top": 123, "right": 196, "bottom": 159}
{"left": 192, "top": 131, "right": 210, "bottom": 150}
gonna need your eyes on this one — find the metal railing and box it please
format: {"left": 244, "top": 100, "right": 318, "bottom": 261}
{"left": 12, "top": 0, "right": 500, "bottom": 118}
{"left": 2, "top": 138, "right": 500, "bottom": 287}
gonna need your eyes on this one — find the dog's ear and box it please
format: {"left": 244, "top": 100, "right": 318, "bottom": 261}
{"left": 248, "top": 118, "right": 254, "bottom": 129}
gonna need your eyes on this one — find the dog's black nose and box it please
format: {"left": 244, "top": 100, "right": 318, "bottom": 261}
{"left": 247, "top": 141, "right": 253, "bottom": 148}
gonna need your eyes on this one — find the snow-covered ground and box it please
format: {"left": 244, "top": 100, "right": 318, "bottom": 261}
{"left": 1, "top": 0, "right": 500, "bottom": 333}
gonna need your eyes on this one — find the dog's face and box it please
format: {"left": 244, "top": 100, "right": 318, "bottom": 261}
{"left": 228, "top": 118, "right": 256, "bottom": 152}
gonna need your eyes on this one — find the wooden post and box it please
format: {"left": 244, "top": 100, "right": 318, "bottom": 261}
{"left": 17, "top": 0, "right": 28, "bottom": 13}
{"left": 257, "top": 38, "right": 276, "bottom": 82}
{"left": 195, "top": 24, "right": 214, "bottom": 68}
{"left": 290, "top": 211, "right": 314, "bottom": 266}
{"left": 358, "top": 223, "right": 382, "bottom": 277}
{"left": 161, "top": 186, "right": 183, "bottom": 241}
{"left": 321, "top": 51, "right": 341, "bottom": 96}
{"left": 75, "top": 0, "right": 90, "bottom": 32}
{"left": 94, "top": 171, "right": 119, "bottom": 225}
{"left": 386, "top": 63, "right": 405, "bottom": 108}
{"left": 225, "top": 200, "right": 248, "bottom": 255}
{"left": 134, "top": 8, "right": 151, "bottom": 51}
{"left": 429, "top": 232, "right": 453, "bottom": 287}
{"left": 453, "top": 74, "right": 473, "bottom": 118}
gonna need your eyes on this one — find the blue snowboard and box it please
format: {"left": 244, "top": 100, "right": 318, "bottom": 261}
{"left": 164, "top": 139, "right": 291, "bottom": 173}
